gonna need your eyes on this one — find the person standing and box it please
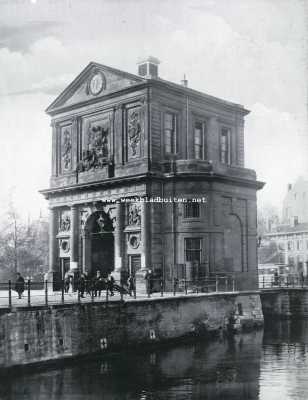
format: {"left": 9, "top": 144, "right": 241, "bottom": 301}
{"left": 94, "top": 270, "right": 103, "bottom": 297}
{"left": 78, "top": 274, "right": 86, "bottom": 298}
{"left": 15, "top": 273, "right": 25, "bottom": 299}
{"left": 64, "top": 272, "right": 70, "bottom": 293}
{"left": 107, "top": 273, "right": 115, "bottom": 296}
{"left": 84, "top": 272, "right": 91, "bottom": 296}
{"left": 128, "top": 275, "right": 135, "bottom": 297}
{"left": 145, "top": 269, "right": 153, "bottom": 295}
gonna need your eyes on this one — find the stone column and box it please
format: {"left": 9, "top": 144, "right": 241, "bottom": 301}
{"left": 114, "top": 203, "right": 123, "bottom": 269}
{"left": 70, "top": 205, "right": 78, "bottom": 271}
{"left": 47, "top": 207, "right": 59, "bottom": 290}
{"left": 135, "top": 200, "right": 151, "bottom": 293}
{"left": 49, "top": 208, "right": 58, "bottom": 273}
{"left": 82, "top": 228, "right": 91, "bottom": 274}
{"left": 113, "top": 202, "right": 123, "bottom": 282}
{"left": 141, "top": 201, "right": 150, "bottom": 270}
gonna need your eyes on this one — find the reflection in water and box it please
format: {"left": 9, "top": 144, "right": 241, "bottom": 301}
{"left": 260, "top": 320, "right": 308, "bottom": 400}
{"left": 2, "top": 321, "right": 308, "bottom": 400}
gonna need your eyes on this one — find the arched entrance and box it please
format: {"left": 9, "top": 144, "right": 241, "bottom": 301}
{"left": 84, "top": 211, "right": 114, "bottom": 277}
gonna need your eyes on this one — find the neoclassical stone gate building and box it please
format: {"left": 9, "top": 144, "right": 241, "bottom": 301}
{"left": 41, "top": 57, "right": 264, "bottom": 290}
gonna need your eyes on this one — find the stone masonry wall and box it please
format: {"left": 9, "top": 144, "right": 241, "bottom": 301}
{"left": 261, "top": 288, "right": 308, "bottom": 319}
{"left": 0, "top": 292, "right": 263, "bottom": 369}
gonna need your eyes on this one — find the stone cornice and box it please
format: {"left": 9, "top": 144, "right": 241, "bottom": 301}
{"left": 40, "top": 170, "right": 264, "bottom": 199}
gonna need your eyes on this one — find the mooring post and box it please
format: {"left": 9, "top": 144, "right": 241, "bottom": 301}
{"left": 45, "top": 280, "right": 48, "bottom": 306}
{"left": 8, "top": 280, "right": 12, "bottom": 308}
{"left": 160, "top": 279, "right": 163, "bottom": 297}
{"left": 27, "top": 279, "right": 31, "bottom": 307}
{"left": 106, "top": 287, "right": 109, "bottom": 304}
{"left": 77, "top": 288, "right": 80, "bottom": 303}
{"left": 232, "top": 277, "right": 235, "bottom": 292}
{"left": 184, "top": 278, "right": 187, "bottom": 295}
{"left": 215, "top": 276, "right": 218, "bottom": 292}
{"left": 225, "top": 277, "right": 228, "bottom": 292}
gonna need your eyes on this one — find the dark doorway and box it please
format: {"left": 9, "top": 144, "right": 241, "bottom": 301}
{"left": 84, "top": 210, "right": 115, "bottom": 278}
{"left": 91, "top": 232, "right": 114, "bottom": 277}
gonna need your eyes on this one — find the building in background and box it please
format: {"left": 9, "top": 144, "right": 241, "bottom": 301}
{"left": 262, "top": 223, "right": 308, "bottom": 277}
{"left": 259, "top": 177, "right": 308, "bottom": 280}
{"left": 282, "top": 177, "right": 308, "bottom": 225}
{"left": 41, "top": 57, "right": 264, "bottom": 291}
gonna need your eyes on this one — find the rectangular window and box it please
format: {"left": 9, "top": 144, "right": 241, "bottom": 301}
{"left": 164, "top": 112, "right": 177, "bottom": 154}
{"left": 220, "top": 127, "right": 231, "bottom": 164}
{"left": 184, "top": 203, "right": 200, "bottom": 218}
{"left": 185, "top": 238, "right": 202, "bottom": 263}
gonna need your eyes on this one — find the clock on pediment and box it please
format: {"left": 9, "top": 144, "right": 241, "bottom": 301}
{"left": 87, "top": 71, "right": 106, "bottom": 96}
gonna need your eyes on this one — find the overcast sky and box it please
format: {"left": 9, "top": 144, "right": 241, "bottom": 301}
{"left": 0, "top": 0, "right": 307, "bottom": 219}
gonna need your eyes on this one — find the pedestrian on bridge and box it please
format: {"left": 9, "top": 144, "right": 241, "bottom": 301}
{"left": 15, "top": 273, "right": 25, "bottom": 299}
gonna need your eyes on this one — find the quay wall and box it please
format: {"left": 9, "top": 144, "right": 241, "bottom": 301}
{"left": 0, "top": 292, "right": 263, "bottom": 369}
{"left": 261, "top": 288, "right": 308, "bottom": 319}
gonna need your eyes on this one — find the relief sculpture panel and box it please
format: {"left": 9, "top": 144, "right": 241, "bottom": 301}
{"left": 127, "top": 203, "right": 141, "bottom": 226}
{"left": 60, "top": 126, "right": 72, "bottom": 173}
{"left": 78, "top": 113, "right": 112, "bottom": 172}
{"left": 59, "top": 210, "right": 71, "bottom": 232}
{"left": 127, "top": 106, "right": 143, "bottom": 160}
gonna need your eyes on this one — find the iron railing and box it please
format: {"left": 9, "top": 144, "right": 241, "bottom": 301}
{"left": 0, "top": 275, "right": 239, "bottom": 309}
{"left": 259, "top": 274, "right": 308, "bottom": 289}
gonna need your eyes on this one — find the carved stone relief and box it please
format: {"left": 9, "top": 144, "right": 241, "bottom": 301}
{"left": 77, "top": 117, "right": 111, "bottom": 172}
{"left": 59, "top": 239, "right": 70, "bottom": 253}
{"left": 127, "top": 203, "right": 141, "bottom": 226}
{"left": 61, "top": 127, "right": 72, "bottom": 172}
{"left": 80, "top": 205, "right": 116, "bottom": 232}
{"left": 80, "top": 207, "right": 92, "bottom": 229}
{"left": 127, "top": 107, "right": 142, "bottom": 160}
{"left": 127, "top": 232, "right": 141, "bottom": 249}
{"left": 59, "top": 210, "right": 71, "bottom": 232}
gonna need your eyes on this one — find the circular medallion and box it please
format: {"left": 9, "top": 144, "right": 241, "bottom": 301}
{"left": 89, "top": 72, "right": 105, "bottom": 95}
{"left": 61, "top": 240, "right": 70, "bottom": 253}
{"left": 129, "top": 235, "right": 140, "bottom": 249}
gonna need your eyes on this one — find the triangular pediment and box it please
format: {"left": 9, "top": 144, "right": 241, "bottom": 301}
{"left": 46, "top": 62, "right": 145, "bottom": 114}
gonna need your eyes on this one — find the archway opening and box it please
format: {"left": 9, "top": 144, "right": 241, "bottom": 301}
{"left": 84, "top": 211, "right": 114, "bottom": 278}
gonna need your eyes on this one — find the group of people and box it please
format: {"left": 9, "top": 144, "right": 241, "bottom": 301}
{"left": 64, "top": 270, "right": 136, "bottom": 298}
{"left": 12, "top": 269, "right": 143, "bottom": 300}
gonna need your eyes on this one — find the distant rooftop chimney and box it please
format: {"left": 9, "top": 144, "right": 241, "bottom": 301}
{"left": 137, "top": 56, "right": 160, "bottom": 79}
{"left": 181, "top": 74, "right": 188, "bottom": 87}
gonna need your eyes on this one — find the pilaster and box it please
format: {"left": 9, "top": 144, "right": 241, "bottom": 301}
{"left": 48, "top": 207, "right": 58, "bottom": 273}
{"left": 70, "top": 205, "right": 78, "bottom": 270}
{"left": 114, "top": 202, "right": 124, "bottom": 273}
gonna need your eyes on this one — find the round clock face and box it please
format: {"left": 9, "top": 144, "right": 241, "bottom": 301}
{"left": 89, "top": 73, "right": 104, "bottom": 95}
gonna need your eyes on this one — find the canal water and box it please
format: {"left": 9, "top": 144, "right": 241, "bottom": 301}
{"left": 2, "top": 319, "right": 308, "bottom": 400}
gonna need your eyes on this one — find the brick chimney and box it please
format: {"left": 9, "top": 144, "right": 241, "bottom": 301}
{"left": 137, "top": 56, "right": 160, "bottom": 79}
